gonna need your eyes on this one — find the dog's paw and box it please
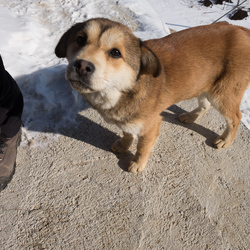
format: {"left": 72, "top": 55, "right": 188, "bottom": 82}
{"left": 111, "top": 139, "right": 129, "bottom": 153}
{"left": 214, "top": 136, "right": 231, "bottom": 149}
{"left": 128, "top": 161, "right": 145, "bottom": 173}
{"left": 179, "top": 112, "right": 197, "bottom": 123}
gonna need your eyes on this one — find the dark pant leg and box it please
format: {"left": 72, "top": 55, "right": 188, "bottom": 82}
{"left": 0, "top": 56, "right": 23, "bottom": 138}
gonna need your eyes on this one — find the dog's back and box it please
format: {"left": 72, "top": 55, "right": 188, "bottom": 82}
{"left": 145, "top": 22, "right": 250, "bottom": 105}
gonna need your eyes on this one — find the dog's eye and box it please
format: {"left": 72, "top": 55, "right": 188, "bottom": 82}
{"left": 109, "top": 49, "right": 122, "bottom": 59}
{"left": 77, "top": 36, "right": 87, "bottom": 47}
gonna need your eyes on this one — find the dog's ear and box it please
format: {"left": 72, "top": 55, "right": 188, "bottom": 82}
{"left": 140, "top": 43, "right": 161, "bottom": 78}
{"left": 55, "top": 23, "right": 84, "bottom": 58}
{"left": 55, "top": 28, "right": 73, "bottom": 58}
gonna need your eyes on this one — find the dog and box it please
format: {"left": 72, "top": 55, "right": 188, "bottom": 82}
{"left": 55, "top": 18, "right": 250, "bottom": 173}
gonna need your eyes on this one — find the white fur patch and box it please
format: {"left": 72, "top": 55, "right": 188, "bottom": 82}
{"left": 85, "top": 88, "right": 122, "bottom": 109}
{"left": 120, "top": 122, "right": 142, "bottom": 136}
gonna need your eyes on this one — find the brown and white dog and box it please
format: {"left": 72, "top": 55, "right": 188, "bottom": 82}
{"left": 55, "top": 18, "right": 250, "bottom": 173}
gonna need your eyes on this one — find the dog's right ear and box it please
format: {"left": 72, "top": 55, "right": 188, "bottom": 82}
{"left": 55, "top": 23, "right": 84, "bottom": 58}
{"left": 55, "top": 28, "right": 73, "bottom": 58}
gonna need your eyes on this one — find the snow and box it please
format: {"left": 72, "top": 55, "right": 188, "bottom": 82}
{"left": 0, "top": 0, "right": 250, "bottom": 146}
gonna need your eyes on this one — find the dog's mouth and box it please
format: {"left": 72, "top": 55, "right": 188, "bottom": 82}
{"left": 66, "top": 64, "right": 95, "bottom": 93}
{"left": 68, "top": 79, "right": 94, "bottom": 93}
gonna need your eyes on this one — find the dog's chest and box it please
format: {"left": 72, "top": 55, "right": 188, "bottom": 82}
{"left": 84, "top": 91, "right": 142, "bottom": 136}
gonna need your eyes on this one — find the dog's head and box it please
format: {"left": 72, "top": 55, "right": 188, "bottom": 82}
{"left": 55, "top": 18, "right": 161, "bottom": 94}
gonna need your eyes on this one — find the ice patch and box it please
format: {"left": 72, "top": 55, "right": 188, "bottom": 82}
{"left": 17, "top": 65, "right": 86, "bottom": 146}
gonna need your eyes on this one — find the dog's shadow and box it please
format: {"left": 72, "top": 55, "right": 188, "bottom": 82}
{"left": 59, "top": 114, "right": 120, "bottom": 152}
{"left": 60, "top": 104, "right": 219, "bottom": 171}
{"left": 162, "top": 105, "right": 219, "bottom": 147}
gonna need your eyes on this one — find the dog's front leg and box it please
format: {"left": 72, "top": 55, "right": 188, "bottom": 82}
{"left": 128, "top": 117, "right": 162, "bottom": 173}
{"left": 111, "top": 132, "right": 134, "bottom": 153}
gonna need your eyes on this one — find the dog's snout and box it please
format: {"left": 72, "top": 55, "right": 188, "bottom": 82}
{"left": 74, "top": 59, "right": 95, "bottom": 76}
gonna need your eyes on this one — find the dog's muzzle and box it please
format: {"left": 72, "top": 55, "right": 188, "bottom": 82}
{"left": 66, "top": 59, "right": 95, "bottom": 92}
{"left": 74, "top": 59, "right": 95, "bottom": 77}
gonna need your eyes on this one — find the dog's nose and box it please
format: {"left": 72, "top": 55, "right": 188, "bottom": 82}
{"left": 74, "top": 59, "right": 95, "bottom": 76}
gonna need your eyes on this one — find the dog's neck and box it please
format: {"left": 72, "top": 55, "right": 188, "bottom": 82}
{"left": 84, "top": 88, "right": 122, "bottom": 110}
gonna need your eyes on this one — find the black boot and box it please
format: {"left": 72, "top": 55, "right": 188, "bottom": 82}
{"left": 0, "top": 129, "right": 21, "bottom": 191}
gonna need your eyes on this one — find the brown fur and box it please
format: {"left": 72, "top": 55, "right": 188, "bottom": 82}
{"left": 55, "top": 18, "right": 250, "bottom": 172}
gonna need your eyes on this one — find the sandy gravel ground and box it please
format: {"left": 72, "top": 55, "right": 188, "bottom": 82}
{"left": 0, "top": 98, "right": 249, "bottom": 249}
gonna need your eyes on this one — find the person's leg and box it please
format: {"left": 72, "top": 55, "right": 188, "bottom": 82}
{"left": 0, "top": 55, "right": 23, "bottom": 191}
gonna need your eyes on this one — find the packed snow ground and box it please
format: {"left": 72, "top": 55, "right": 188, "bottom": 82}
{"left": 0, "top": 0, "right": 250, "bottom": 146}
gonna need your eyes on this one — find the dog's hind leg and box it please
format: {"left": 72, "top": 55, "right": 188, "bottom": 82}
{"left": 212, "top": 96, "right": 242, "bottom": 149}
{"left": 128, "top": 116, "right": 162, "bottom": 173}
{"left": 179, "top": 93, "right": 211, "bottom": 123}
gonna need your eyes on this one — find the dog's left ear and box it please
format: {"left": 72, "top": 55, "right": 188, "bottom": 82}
{"left": 140, "top": 43, "right": 161, "bottom": 78}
